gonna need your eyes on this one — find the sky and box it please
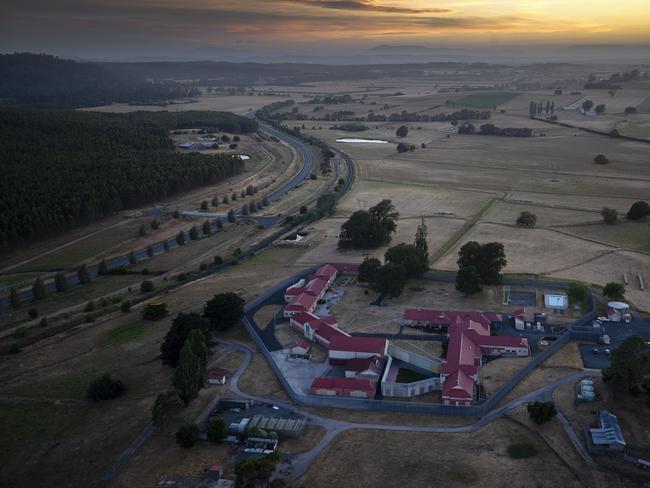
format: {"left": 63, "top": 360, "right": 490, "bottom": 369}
{"left": 2, "top": 0, "right": 650, "bottom": 59}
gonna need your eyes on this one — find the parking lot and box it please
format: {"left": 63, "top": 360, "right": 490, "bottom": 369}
{"left": 578, "top": 319, "right": 650, "bottom": 369}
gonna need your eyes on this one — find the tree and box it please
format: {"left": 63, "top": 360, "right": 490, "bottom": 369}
{"left": 189, "top": 225, "right": 199, "bottom": 240}
{"left": 316, "top": 192, "right": 337, "bottom": 216}
{"left": 10, "top": 287, "right": 20, "bottom": 309}
{"left": 32, "top": 277, "right": 46, "bottom": 300}
{"left": 566, "top": 283, "right": 588, "bottom": 306}
{"left": 176, "top": 231, "right": 186, "bottom": 246}
{"left": 140, "top": 280, "right": 155, "bottom": 293}
{"left": 163, "top": 240, "right": 170, "bottom": 252}
{"left": 457, "top": 241, "right": 507, "bottom": 285}
{"left": 216, "top": 218, "right": 224, "bottom": 229}
{"left": 527, "top": 401, "right": 557, "bottom": 424}
{"left": 626, "top": 201, "right": 650, "bottom": 220}
{"left": 77, "top": 263, "right": 91, "bottom": 284}
{"left": 338, "top": 200, "right": 398, "bottom": 249}
{"left": 602, "top": 282, "right": 625, "bottom": 301}
{"left": 227, "top": 209, "right": 236, "bottom": 223}
{"left": 207, "top": 416, "right": 228, "bottom": 443}
{"left": 370, "top": 263, "right": 407, "bottom": 297}
{"left": 235, "top": 453, "right": 279, "bottom": 488}
{"left": 242, "top": 205, "right": 249, "bottom": 216}
{"left": 456, "top": 265, "right": 483, "bottom": 295}
{"left": 175, "top": 424, "right": 200, "bottom": 448}
{"left": 161, "top": 312, "right": 209, "bottom": 367}
{"left": 202, "top": 220, "right": 212, "bottom": 236}
{"left": 214, "top": 255, "right": 224, "bottom": 266}
{"left": 396, "top": 125, "right": 409, "bottom": 138}
{"left": 98, "top": 259, "right": 108, "bottom": 275}
{"left": 173, "top": 329, "right": 208, "bottom": 403}
{"left": 248, "top": 202, "right": 256, "bottom": 214}
{"left": 146, "top": 245, "right": 154, "bottom": 257}
{"left": 414, "top": 219, "right": 429, "bottom": 268}
{"left": 143, "top": 301, "right": 167, "bottom": 320}
{"left": 120, "top": 300, "right": 131, "bottom": 313}
{"left": 128, "top": 251, "right": 137, "bottom": 265}
{"left": 151, "top": 219, "right": 160, "bottom": 230}
{"left": 201, "top": 200, "right": 208, "bottom": 210}
{"left": 595, "top": 104, "right": 606, "bottom": 114}
{"left": 152, "top": 391, "right": 184, "bottom": 427}
{"left": 358, "top": 257, "right": 381, "bottom": 283}
{"left": 582, "top": 100, "right": 594, "bottom": 112}
{"left": 594, "top": 154, "right": 609, "bottom": 164}
{"left": 601, "top": 207, "right": 618, "bottom": 225}
{"left": 203, "top": 292, "right": 245, "bottom": 331}
{"left": 384, "top": 243, "right": 427, "bottom": 279}
{"left": 603, "top": 336, "right": 649, "bottom": 393}
{"left": 86, "top": 374, "right": 125, "bottom": 401}
{"left": 396, "top": 142, "right": 410, "bottom": 153}
{"left": 139, "top": 223, "right": 147, "bottom": 237}
{"left": 212, "top": 196, "right": 219, "bottom": 207}
{"left": 54, "top": 272, "right": 69, "bottom": 292}
{"left": 516, "top": 211, "right": 537, "bottom": 228}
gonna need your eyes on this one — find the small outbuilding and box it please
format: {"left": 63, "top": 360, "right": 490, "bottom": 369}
{"left": 208, "top": 370, "right": 227, "bottom": 385}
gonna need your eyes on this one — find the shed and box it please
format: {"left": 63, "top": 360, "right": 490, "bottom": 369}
{"left": 208, "top": 370, "right": 227, "bottom": 385}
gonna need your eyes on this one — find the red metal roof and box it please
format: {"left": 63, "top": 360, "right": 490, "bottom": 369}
{"left": 285, "top": 293, "right": 318, "bottom": 311}
{"left": 329, "top": 335, "right": 388, "bottom": 355}
{"left": 403, "top": 309, "right": 500, "bottom": 326}
{"left": 315, "top": 264, "right": 338, "bottom": 279}
{"left": 315, "top": 322, "right": 349, "bottom": 342}
{"left": 290, "top": 311, "right": 320, "bottom": 325}
{"left": 344, "top": 356, "right": 382, "bottom": 373}
{"left": 292, "top": 339, "right": 311, "bottom": 350}
{"left": 442, "top": 370, "right": 475, "bottom": 399}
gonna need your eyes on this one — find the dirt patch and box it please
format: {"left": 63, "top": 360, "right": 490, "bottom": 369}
{"left": 281, "top": 424, "right": 326, "bottom": 454}
{"left": 238, "top": 353, "right": 290, "bottom": 402}
{"left": 254, "top": 305, "right": 283, "bottom": 330}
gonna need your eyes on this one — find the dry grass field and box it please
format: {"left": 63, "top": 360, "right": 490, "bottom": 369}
{"left": 301, "top": 421, "right": 582, "bottom": 488}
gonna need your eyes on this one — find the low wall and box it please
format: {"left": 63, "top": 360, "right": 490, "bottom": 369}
{"left": 387, "top": 344, "right": 441, "bottom": 373}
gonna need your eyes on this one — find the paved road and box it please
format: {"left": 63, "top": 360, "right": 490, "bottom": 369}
{"left": 0, "top": 121, "right": 316, "bottom": 309}
{"left": 215, "top": 338, "right": 599, "bottom": 482}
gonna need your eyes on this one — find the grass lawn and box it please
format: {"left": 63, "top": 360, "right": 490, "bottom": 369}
{"left": 616, "top": 125, "right": 650, "bottom": 139}
{"left": 455, "top": 91, "right": 519, "bottom": 109}
{"left": 102, "top": 321, "right": 154, "bottom": 345}
{"left": 395, "top": 368, "right": 429, "bottom": 383}
{"left": 507, "top": 443, "right": 538, "bottom": 459}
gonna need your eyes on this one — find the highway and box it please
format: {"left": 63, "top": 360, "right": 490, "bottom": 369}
{"left": 0, "top": 118, "right": 318, "bottom": 309}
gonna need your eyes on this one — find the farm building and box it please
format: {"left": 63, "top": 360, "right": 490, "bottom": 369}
{"left": 588, "top": 410, "right": 626, "bottom": 452}
{"left": 403, "top": 309, "right": 501, "bottom": 332}
{"left": 207, "top": 370, "right": 227, "bottom": 385}
{"left": 290, "top": 339, "right": 311, "bottom": 356}
{"left": 328, "top": 336, "right": 389, "bottom": 364}
{"left": 310, "top": 377, "right": 378, "bottom": 398}
{"left": 247, "top": 414, "right": 307, "bottom": 439}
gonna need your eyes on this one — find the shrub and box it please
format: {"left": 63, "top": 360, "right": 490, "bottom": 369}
{"left": 85, "top": 301, "right": 95, "bottom": 312}
{"left": 120, "top": 301, "right": 132, "bottom": 313}
{"left": 527, "top": 401, "right": 557, "bottom": 424}
{"left": 28, "top": 308, "right": 39, "bottom": 319}
{"left": 626, "top": 201, "right": 650, "bottom": 220}
{"left": 207, "top": 417, "right": 228, "bottom": 443}
{"left": 601, "top": 207, "right": 618, "bottom": 225}
{"left": 213, "top": 256, "right": 224, "bottom": 266}
{"left": 176, "top": 424, "right": 200, "bottom": 448}
{"left": 594, "top": 154, "right": 609, "bottom": 164}
{"left": 602, "top": 282, "right": 625, "bottom": 301}
{"left": 140, "top": 280, "right": 155, "bottom": 293}
{"left": 39, "top": 317, "right": 48, "bottom": 327}
{"left": 143, "top": 301, "right": 167, "bottom": 320}
{"left": 86, "top": 375, "right": 125, "bottom": 401}
{"left": 516, "top": 211, "right": 537, "bottom": 228}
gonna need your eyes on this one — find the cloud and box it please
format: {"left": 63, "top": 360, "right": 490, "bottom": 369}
{"left": 298, "top": 0, "right": 454, "bottom": 14}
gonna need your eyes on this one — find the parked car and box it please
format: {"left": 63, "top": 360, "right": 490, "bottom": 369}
{"left": 598, "top": 316, "right": 609, "bottom": 322}
{"left": 592, "top": 348, "right": 599, "bottom": 354}
{"left": 604, "top": 349, "right": 611, "bottom": 355}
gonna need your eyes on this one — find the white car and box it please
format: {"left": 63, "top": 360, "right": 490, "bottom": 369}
{"left": 598, "top": 316, "right": 609, "bottom": 322}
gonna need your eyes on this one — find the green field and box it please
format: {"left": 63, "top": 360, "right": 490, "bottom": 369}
{"left": 103, "top": 322, "right": 152, "bottom": 345}
{"left": 636, "top": 98, "right": 650, "bottom": 114}
{"left": 455, "top": 92, "right": 519, "bottom": 109}
{"left": 616, "top": 125, "right": 650, "bottom": 139}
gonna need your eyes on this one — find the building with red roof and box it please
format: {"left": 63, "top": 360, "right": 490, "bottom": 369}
{"left": 310, "top": 377, "right": 377, "bottom": 398}
{"left": 403, "top": 308, "right": 501, "bottom": 332}
{"left": 329, "top": 336, "right": 388, "bottom": 364}
{"left": 343, "top": 356, "right": 384, "bottom": 379}
{"left": 283, "top": 292, "right": 318, "bottom": 318}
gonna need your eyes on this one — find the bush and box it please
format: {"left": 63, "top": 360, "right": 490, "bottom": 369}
{"left": 507, "top": 443, "right": 538, "bottom": 459}
{"left": 601, "top": 207, "right": 618, "bottom": 225}
{"left": 626, "top": 201, "right": 650, "bottom": 220}
{"left": 175, "top": 424, "right": 200, "bottom": 448}
{"left": 594, "top": 154, "right": 609, "bottom": 164}
{"left": 143, "top": 301, "right": 167, "bottom": 320}
{"left": 516, "top": 211, "right": 537, "bottom": 228}
{"left": 85, "top": 301, "right": 95, "bottom": 312}
{"left": 39, "top": 317, "right": 48, "bottom": 327}
{"left": 28, "top": 308, "right": 39, "bottom": 319}
{"left": 120, "top": 301, "right": 132, "bottom": 313}
{"left": 140, "top": 280, "right": 155, "bottom": 293}
{"left": 86, "top": 375, "right": 125, "bottom": 401}
{"left": 213, "top": 256, "right": 224, "bottom": 266}
{"left": 527, "top": 401, "right": 557, "bottom": 424}
{"left": 207, "top": 417, "right": 228, "bottom": 443}
{"left": 602, "top": 282, "right": 625, "bottom": 301}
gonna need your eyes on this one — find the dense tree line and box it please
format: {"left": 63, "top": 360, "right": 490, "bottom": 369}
{"left": 458, "top": 123, "right": 532, "bottom": 137}
{"left": 0, "top": 53, "right": 201, "bottom": 108}
{"left": 0, "top": 108, "right": 255, "bottom": 251}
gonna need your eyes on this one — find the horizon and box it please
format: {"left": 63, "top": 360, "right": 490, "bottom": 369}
{"left": 3, "top": 1, "right": 650, "bottom": 62}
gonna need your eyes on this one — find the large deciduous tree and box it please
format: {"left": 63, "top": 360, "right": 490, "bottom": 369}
{"left": 370, "top": 263, "right": 407, "bottom": 297}
{"left": 203, "top": 292, "right": 245, "bottom": 331}
{"left": 338, "top": 200, "right": 398, "bottom": 249}
{"left": 161, "top": 312, "right": 210, "bottom": 367}
{"left": 457, "top": 241, "right": 507, "bottom": 285}
{"left": 603, "top": 336, "right": 650, "bottom": 394}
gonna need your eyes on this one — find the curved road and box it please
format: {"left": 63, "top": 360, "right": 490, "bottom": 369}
{"left": 216, "top": 338, "right": 599, "bottom": 482}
